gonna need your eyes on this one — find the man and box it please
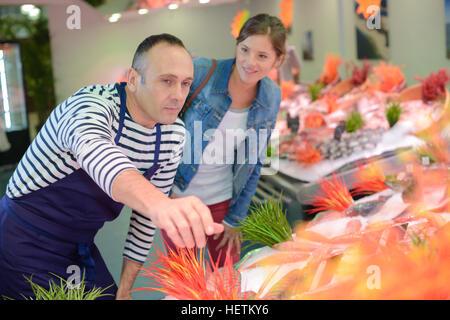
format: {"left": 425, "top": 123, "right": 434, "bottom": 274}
{"left": 278, "top": 38, "right": 302, "bottom": 84}
{"left": 0, "top": 34, "right": 223, "bottom": 300}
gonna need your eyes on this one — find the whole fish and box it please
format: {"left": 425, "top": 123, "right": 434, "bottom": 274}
{"left": 384, "top": 174, "right": 417, "bottom": 203}
{"left": 344, "top": 195, "right": 392, "bottom": 217}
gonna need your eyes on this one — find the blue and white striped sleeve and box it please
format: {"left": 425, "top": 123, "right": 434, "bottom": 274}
{"left": 56, "top": 95, "right": 138, "bottom": 198}
{"left": 123, "top": 209, "right": 157, "bottom": 263}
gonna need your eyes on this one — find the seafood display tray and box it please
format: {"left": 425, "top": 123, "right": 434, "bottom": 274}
{"left": 260, "top": 147, "right": 415, "bottom": 204}
{"left": 268, "top": 121, "right": 423, "bottom": 183}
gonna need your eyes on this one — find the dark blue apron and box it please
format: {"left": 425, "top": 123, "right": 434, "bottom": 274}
{"left": 0, "top": 82, "right": 161, "bottom": 300}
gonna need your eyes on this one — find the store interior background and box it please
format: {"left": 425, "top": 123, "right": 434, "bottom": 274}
{"left": 0, "top": 0, "right": 449, "bottom": 299}
{"left": 34, "top": 0, "right": 450, "bottom": 112}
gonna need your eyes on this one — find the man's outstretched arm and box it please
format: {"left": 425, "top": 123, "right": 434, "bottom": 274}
{"left": 111, "top": 169, "right": 224, "bottom": 299}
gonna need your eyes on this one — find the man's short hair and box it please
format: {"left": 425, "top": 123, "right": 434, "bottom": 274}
{"left": 131, "top": 33, "right": 187, "bottom": 83}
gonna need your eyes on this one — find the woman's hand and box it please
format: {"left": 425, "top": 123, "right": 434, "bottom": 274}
{"left": 214, "top": 223, "right": 242, "bottom": 255}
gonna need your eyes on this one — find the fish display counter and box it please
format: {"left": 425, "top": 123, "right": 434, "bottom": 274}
{"left": 254, "top": 58, "right": 449, "bottom": 220}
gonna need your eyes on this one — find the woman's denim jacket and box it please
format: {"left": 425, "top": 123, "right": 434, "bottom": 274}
{"left": 173, "top": 57, "right": 281, "bottom": 227}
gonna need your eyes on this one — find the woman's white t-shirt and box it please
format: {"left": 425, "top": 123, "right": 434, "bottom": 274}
{"left": 173, "top": 107, "right": 249, "bottom": 205}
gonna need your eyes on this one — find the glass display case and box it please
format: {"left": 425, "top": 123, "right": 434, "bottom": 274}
{"left": 0, "top": 41, "right": 30, "bottom": 167}
{"left": 0, "top": 42, "right": 28, "bottom": 133}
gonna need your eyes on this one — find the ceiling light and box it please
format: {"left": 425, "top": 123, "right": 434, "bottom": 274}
{"left": 109, "top": 13, "right": 121, "bottom": 23}
{"left": 138, "top": 8, "right": 149, "bottom": 15}
{"left": 168, "top": 3, "right": 179, "bottom": 10}
{"left": 28, "top": 7, "right": 41, "bottom": 18}
{"left": 20, "top": 4, "right": 35, "bottom": 14}
{"left": 199, "top": 0, "right": 210, "bottom": 3}
{"left": 21, "top": 4, "right": 40, "bottom": 19}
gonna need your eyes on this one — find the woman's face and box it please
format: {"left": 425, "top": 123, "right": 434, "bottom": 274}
{"left": 235, "top": 34, "right": 282, "bottom": 85}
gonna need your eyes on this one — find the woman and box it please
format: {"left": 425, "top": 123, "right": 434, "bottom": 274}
{"left": 162, "top": 14, "right": 287, "bottom": 266}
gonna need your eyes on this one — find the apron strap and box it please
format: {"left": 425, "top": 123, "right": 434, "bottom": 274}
{"left": 115, "top": 82, "right": 162, "bottom": 174}
{"left": 143, "top": 123, "right": 162, "bottom": 180}
{"left": 114, "top": 82, "right": 128, "bottom": 145}
{"left": 78, "top": 243, "right": 96, "bottom": 282}
{"left": 116, "top": 82, "right": 162, "bottom": 179}
{"left": 153, "top": 123, "right": 161, "bottom": 166}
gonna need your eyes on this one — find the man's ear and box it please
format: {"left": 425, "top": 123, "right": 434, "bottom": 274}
{"left": 126, "top": 68, "right": 139, "bottom": 92}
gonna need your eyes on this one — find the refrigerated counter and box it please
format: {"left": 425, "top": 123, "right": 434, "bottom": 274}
{"left": 253, "top": 147, "right": 416, "bottom": 226}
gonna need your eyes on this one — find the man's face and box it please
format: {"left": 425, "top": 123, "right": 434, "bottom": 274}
{"left": 129, "top": 42, "right": 194, "bottom": 127}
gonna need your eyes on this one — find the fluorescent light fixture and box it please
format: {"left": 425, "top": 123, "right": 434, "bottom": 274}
{"left": 0, "top": 50, "right": 11, "bottom": 129}
{"left": 21, "top": 4, "right": 40, "bottom": 19}
{"left": 28, "top": 7, "right": 40, "bottom": 18}
{"left": 109, "top": 13, "right": 121, "bottom": 23}
{"left": 138, "top": 8, "right": 149, "bottom": 15}
{"left": 199, "top": 0, "right": 210, "bottom": 3}
{"left": 20, "top": 4, "right": 35, "bottom": 14}
{"left": 168, "top": 3, "right": 179, "bottom": 10}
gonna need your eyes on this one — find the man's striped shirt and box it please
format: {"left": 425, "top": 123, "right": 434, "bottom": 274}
{"left": 6, "top": 83, "right": 185, "bottom": 264}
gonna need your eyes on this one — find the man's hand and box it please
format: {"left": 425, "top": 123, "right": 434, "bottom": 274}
{"left": 152, "top": 196, "right": 224, "bottom": 248}
{"left": 111, "top": 170, "right": 223, "bottom": 249}
{"left": 214, "top": 223, "right": 242, "bottom": 255}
